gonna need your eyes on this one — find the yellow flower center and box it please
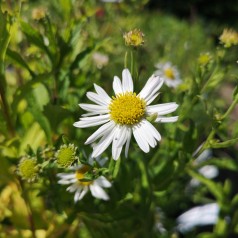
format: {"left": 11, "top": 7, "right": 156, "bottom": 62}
{"left": 198, "top": 53, "right": 211, "bottom": 66}
{"left": 109, "top": 92, "right": 146, "bottom": 125}
{"left": 76, "top": 165, "right": 93, "bottom": 186}
{"left": 164, "top": 68, "right": 175, "bottom": 80}
{"left": 19, "top": 158, "right": 38, "bottom": 181}
{"left": 56, "top": 145, "right": 77, "bottom": 168}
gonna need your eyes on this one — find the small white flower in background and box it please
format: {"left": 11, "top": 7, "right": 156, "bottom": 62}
{"left": 57, "top": 164, "right": 111, "bottom": 202}
{"left": 154, "top": 62, "right": 182, "bottom": 88}
{"left": 74, "top": 68, "right": 178, "bottom": 160}
{"left": 190, "top": 149, "right": 219, "bottom": 187}
{"left": 177, "top": 203, "right": 219, "bottom": 233}
{"left": 92, "top": 52, "right": 109, "bottom": 69}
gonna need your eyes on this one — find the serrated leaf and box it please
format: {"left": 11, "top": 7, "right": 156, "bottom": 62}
{"left": 6, "top": 48, "right": 35, "bottom": 76}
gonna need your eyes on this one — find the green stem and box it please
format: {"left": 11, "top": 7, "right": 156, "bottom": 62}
{"left": 124, "top": 51, "right": 128, "bottom": 69}
{"left": 221, "top": 95, "right": 238, "bottom": 120}
{"left": 130, "top": 49, "right": 134, "bottom": 76}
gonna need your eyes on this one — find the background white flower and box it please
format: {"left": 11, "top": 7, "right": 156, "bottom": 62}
{"left": 57, "top": 165, "right": 111, "bottom": 202}
{"left": 74, "top": 68, "right": 178, "bottom": 160}
{"left": 154, "top": 62, "right": 182, "bottom": 88}
{"left": 177, "top": 203, "right": 219, "bottom": 233}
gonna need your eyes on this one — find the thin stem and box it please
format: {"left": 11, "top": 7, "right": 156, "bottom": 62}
{"left": 130, "top": 49, "right": 134, "bottom": 77}
{"left": 221, "top": 95, "right": 238, "bottom": 120}
{"left": 124, "top": 51, "right": 128, "bottom": 69}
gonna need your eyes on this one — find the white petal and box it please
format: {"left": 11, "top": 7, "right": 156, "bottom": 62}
{"left": 132, "top": 123, "right": 150, "bottom": 153}
{"left": 58, "top": 179, "right": 77, "bottom": 185}
{"left": 73, "top": 114, "right": 110, "bottom": 128}
{"left": 94, "top": 84, "right": 111, "bottom": 104}
{"left": 146, "top": 92, "right": 160, "bottom": 105}
{"left": 111, "top": 126, "right": 129, "bottom": 160}
{"left": 122, "top": 68, "right": 133, "bottom": 92}
{"left": 113, "top": 76, "right": 123, "bottom": 95}
{"left": 113, "top": 126, "right": 128, "bottom": 148}
{"left": 74, "top": 187, "right": 84, "bottom": 202}
{"left": 87, "top": 92, "right": 109, "bottom": 106}
{"left": 57, "top": 173, "right": 75, "bottom": 179}
{"left": 112, "top": 144, "right": 123, "bottom": 160}
{"left": 125, "top": 127, "right": 132, "bottom": 158}
{"left": 67, "top": 184, "right": 79, "bottom": 193}
{"left": 94, "top": 176, "right": 112, "bottom": 188}
{"left": 85, "top": 121, "right": 115, "bottom": 144}
{"left": 79, "top": 103, "right": 108, "bottom": 113}
{"left": 78, "top": 186, "right": 89, "bottom": 200}
{"left": 139, "top": 120, "right": 157, "bottom": 148}
{"left": 155, "top": 116, "right": 178, "bottom": 123}
{"left": 147, "top": 103, "right": 178, "bottom": 115}
{"left": 90, "top": 184, "right": 110, "bottom": 200}
{"left": 139, "top": 75, "right": 164, "bottom": 102}
{"left": 92, "top": 127, "right": 116, "bottom": 157}
{"left": 143, "top": 120, "right": 161, "bottom": 141}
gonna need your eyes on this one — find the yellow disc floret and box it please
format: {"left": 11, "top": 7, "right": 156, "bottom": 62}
{"left": 109, "top": 92, "right": 146, "bottom": 125}
{"left": 18, "top": 157, "right": 38, "bottom": 182}
{"left": 164, "top": 68, "right": 175, "bottom": 80}
{"left": 76, "top": 165, "right": 93, "bottom": 186}
{"left": 56, "top": 144, "right": 78, "bottom": 168}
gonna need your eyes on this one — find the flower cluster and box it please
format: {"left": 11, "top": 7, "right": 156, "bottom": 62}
{"left": 123, "top": 29, "right": 145, "bottom": 47}
{"left": 219, "top": 28, "right": 238, "bottom": 48}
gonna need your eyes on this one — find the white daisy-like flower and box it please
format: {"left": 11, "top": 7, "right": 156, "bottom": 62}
{"left": 154, "top": 62, "right": 182, "bottom": 88}
{"left": 74, "top": 68, "right": 178, "bottom": 160}
{"left": 57, "top": 164, "right": 111, "bottom": 202}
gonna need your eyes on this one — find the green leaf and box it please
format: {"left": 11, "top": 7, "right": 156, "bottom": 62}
{"left": 19, "top": 123, "right": 46, "bottom": 155}
{"left": 231, "top": 194, "right": 238, "bottom": 207}
{"left": 70, "top": 47, "right": 93, "bottom": 71}
{"left": 0, "top": 7, "right": 9, "bottom": 83}
{"left": 187, "top": 169, "right": 224, "bottom": 202}
{"left": 43, "top": 104, "right": 70, "bottom": 132}
{"left": 20, "top": 21, "right": 51, "bottom": 59}
{"left": 12, "top": 73, "right": 52, "bottom": 113}
{"left": 211, "top": 138, "right": 238, "bottom": 148}
{"left": 0, "top": 7, "right": 10, "bottom": 72}
{"left": 12, "top": 81, "right": 51, "bottom": 142}
{"left": 26, "top": 87, "right": 51, "bottom": 143}
{"left": 197, "top": 233, "right": 218, "bottom": 238}
{"left": 6, "top": 48, "right": 35, "bottom": 76}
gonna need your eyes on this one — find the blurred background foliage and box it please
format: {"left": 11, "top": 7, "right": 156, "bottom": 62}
{"left": 1, "top": 0, "right": 238, "bottom": 237}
